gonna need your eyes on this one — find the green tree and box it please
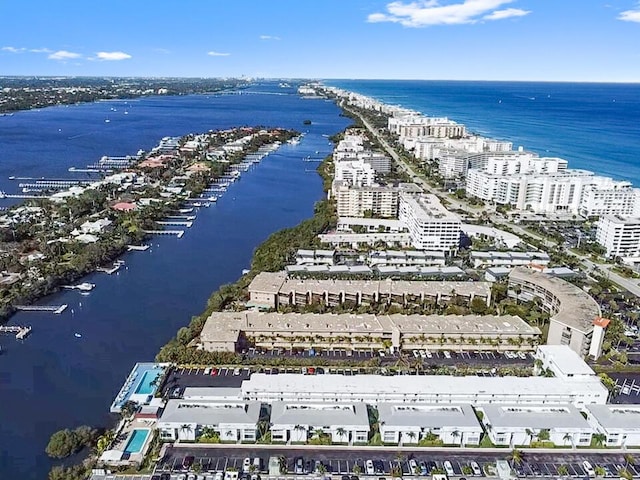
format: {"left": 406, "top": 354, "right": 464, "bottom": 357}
{"left": 509, "top": 449, "right": 523, "bottom": 466}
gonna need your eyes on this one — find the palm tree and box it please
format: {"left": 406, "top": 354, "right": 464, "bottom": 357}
{"left": 293, "top": 424, "right": 306, "bottom": 441}
{"left": 509, "top": 449, "right": 523, "bottom": 466}
{"left": 451, "top": 429, "right": 461, "bottom": 445}
{"left": 524, "top": 428, "right": 535, "bottom": 445}
{"left": 179, "top": 424, "right": 193, "bottom": 439}
{"left": 336, "top": 427, "right": 347, "bottom": 442}
{"left": 563, "top": 432, "right": 573, "bottom": 447}
{"left": 352, "top": 464, "right": 362, "bottom": 475}
{"left": 406, "top": 431, "right": 417, "bottom": 444}
{"left": 557, "top": 465, "right": 569, "bottom": 477}
{"left": 278, "top": 455, "right": 287, "bottom": 474}
{"left": 624, "top": 454, "right": 635, "bottom": 470}
{"left": 592, "top": 433, "right": 607, "bottom": 447}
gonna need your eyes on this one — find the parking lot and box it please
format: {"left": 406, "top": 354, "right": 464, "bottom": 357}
{"left": 245, "top": 347, "right": 534, "bottom": 368}
{"left": 156, "top": 447, "right": 638, "bottom": 479}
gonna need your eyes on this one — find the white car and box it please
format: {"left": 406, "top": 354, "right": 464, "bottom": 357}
{"left": 583, "top": 461, "right": 595, "bottom": 478}
{"left": 409, "top": 459, "right": 419, "bottom": 474}
{"left": 233, "top": 368, "right": 241, "bottom": 376}
{"left": 366, "top": 460, "right": 375, "bottom": 475}
{"left": 413, "top": 350, "right": 420, "bottom": 358}
{"left": 443, "top": 350, "right": 451, "bottom": 359}
{"left": 425, "top": 350, "right": 433, "bottom": 359}
{"left": 419, "top": 350, "right": 427, "bottom": 358}
{"left": 243, "top": 457, "right": 251, "bottom": 473}
{"left": 215, "top": 473, "right": 223, "bottom": 480}
{"left": 518, "top": 351, "right": 527, "bottom": 360}
{"left": 471, "top": 461, "right": 482, "bottom": 476}
{"left": 444, "top": 461, "right": 455, "bottom": 476}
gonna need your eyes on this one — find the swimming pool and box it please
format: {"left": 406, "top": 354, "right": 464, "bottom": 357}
{"left": 124, "top": 429, "right": 150, "bottom": 454}
{"left": 134, "top": 370, "right": 161, "bottom": 395}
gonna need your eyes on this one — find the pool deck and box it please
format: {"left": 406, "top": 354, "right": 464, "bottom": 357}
{"left": 100, "top": 418, "right": 156, "bottom": 466}
{"left": 110, "top": 362, "right": 168, "bottom": 413}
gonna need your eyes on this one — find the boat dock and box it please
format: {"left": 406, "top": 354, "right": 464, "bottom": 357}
{"left": 68, "top": 167, "right": 110, "bottom": 173}
{"left": 0, "top": 325, "right": 32, "bottom": 339}
{"left": 96, "top": 263, "right": 121, "bottom": 274}
{"left": 144, "top": 230, "right": 185, "bottom": 238}
{"left": 15, "top": 304, "right": 68, "bottom": 314}
{"left": 62, "top": 282, "right": 95, "bottom": 292}
{"left": 166, "top": 215, "right": 196, "bottom": 220}
{"left": 156, "top": 220, "right": 193, "bottom": 228}
{"left": 126, "top": 244, "right": 150, "bottom": 251}
{"left": 0, "top": 192, "right": 51, "bottom": 199}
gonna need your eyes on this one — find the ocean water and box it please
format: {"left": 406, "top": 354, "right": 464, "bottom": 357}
{"left": 0, "top": 82, "right": 350, "bottom": 479}
{"left": 326, "top": 80, "right": 640, "bottom": 186}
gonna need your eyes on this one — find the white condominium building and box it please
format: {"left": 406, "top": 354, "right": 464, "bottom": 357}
{"left": 398, "top": 193, "right": 461, "bottom": 253}
{"left": 596, "top": 215, "right": 640, "bottom": 258}
{"left": 334, "top": 183, "right": 399, "bottom": 218}
{"left": 579, "top": 181, "right": 640, "bottom": 217}
{"left": 388, "top": 115, "right": 466, "bottom": 139}
{"left": 333, "top": 160, "right": 376, "bottom": 189}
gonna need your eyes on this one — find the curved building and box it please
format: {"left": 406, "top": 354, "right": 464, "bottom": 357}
{"left": 508, "top": 267, "right": 609, "bottom": 359}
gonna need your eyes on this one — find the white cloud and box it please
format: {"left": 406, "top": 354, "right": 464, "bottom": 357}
{"left": 95, "top": 51, "right": 132, "bottom": 61}
{"left": 259, "top": 35, "right": 281, "bottom": 41}
{"left": 207, "top": 51, "right": 230, "bottom": 57}
{"left": 29, "top": 48, "right": 52, "bottom": 53}
{"left": 367, "top": 0, "right": 530, "bottom": 27}
{"left": 2, "top": 46, "right": 26, "bottom": 53}
{"left": 483, "top": 7, "right": 530, "bottom": 20}
{"left": 619, "top": 5, "right": 640, "bottom": 23}
{"left": 48, "top": 50, "right": 82, "bottom": 60}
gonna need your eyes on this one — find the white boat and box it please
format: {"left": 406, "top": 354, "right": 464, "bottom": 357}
{"left": 74, "top": 333, "right": 82, "bottom": 338}
{"left": 104, "top": 119, "right": 111, "bottom": 123}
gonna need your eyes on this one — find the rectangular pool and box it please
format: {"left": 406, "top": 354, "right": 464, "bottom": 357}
{"left": 124, "top": 429, "right": 150, "bottom": 454}
{"left": 134, "top": 370, "right": 161, "bottom": 395}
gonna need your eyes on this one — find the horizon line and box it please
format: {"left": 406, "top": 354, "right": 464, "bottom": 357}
{"left": 1, "top": 75, "right": 639, "bottom": 85}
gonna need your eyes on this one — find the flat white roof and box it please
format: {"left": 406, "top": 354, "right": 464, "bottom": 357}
{"left": 242, "top": 373, "right": 607, "bottom": 402}
{"left": 378, "top": 403, "right": 481, "bottom": 429}
{"left": 159, "top": 399, "right": 261, "bottom": 425}
{"left": 584, "top": 404, "right": 640, "bottom": 430}
{"left": 480, "top": 403, "right": 591, "bottom": 429}
{"left": 270, "top": 402, "right": 369, "bottom": 427}
{"left": 537, "top": 345, "right": 595, "bottom": 376}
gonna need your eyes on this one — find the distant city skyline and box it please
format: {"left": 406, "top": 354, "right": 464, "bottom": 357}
{"left": 1, "top": 0, "right": 640, "bottom": 82}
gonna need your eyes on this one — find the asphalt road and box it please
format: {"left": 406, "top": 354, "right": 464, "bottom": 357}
{"left": 156, "top": 445, "right": 639, "bottom": 479}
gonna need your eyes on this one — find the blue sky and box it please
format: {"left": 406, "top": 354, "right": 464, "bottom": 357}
{"left": 1, "top": 0, "right": 640, "bottom": 81}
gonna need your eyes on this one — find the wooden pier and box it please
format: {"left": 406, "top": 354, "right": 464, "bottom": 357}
{"left": 14, "top": 304, "right": 68, "bottom": 314}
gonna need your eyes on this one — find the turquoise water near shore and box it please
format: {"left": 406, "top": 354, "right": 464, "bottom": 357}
{"left": 326, "top": 80, "right": 640, "bottom": 186}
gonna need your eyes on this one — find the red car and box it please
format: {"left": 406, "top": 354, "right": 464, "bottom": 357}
{"left": 211, "top": 368, "right": 218, "bottom": 376}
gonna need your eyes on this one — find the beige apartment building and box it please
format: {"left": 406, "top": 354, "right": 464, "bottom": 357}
{"left": 199, "top": 310, "right": 540, "bottom": 353}
{"left": 248, "top": 271, "right": 492, "bottom": 309}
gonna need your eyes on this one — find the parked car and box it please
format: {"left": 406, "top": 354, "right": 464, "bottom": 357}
{"left": 214, "top": 472, "right": 223, "bottom": 480}
{"left": 366, "top": 460, "right": 375, "bottom": 475}
{"left": 183, "top": 456, "right": 195, "bottom": 469}
{"left": 444, "top": 461, "right": 454, "bottom": 476}
{"left": 233, "top": 368, "right": 241, "bottom": 376}
{"left": 443, "top": 351, "right": 452, "bottom": 359}
{"left": 419, "top": 461, "right": 428, "bottom": 475}
{"left": 470, "top": 461, "right": 482, "bottom": 476}
{"left": 295, "top": 457, "right": 304, "bottom": 474}
{"left": 253, "top": 458, "right": 262, "bottom": 471}
{"left": 243, "top": 457, "right": 251, "bottom": 473}
{"left": 583, "top": 461, "right": 595, "bottom": 478}
{"left": 204, "top": 367, "right": 211, "bottom": 375}
{"left": 409, "top": 459, "right": 419, "bottom": 474}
